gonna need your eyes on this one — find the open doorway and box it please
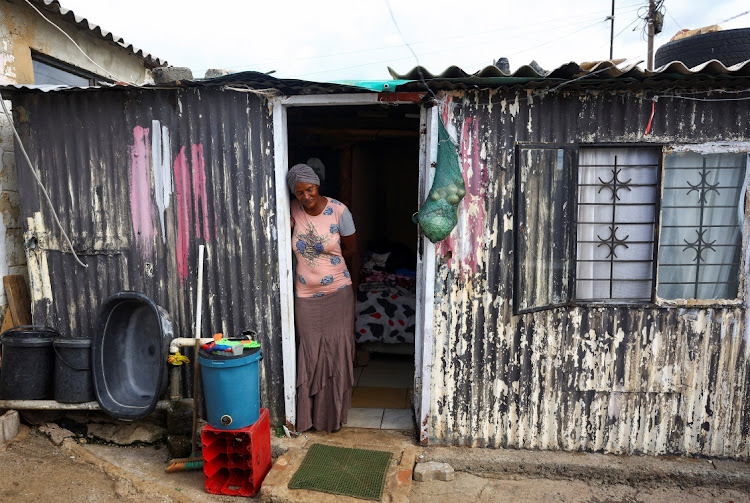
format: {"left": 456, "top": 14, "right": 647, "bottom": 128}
{"left": 287, "top": 103, "right": 421, "bottom": 430}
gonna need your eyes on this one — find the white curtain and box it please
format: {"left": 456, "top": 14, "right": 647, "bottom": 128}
{"left": 658, "top": 152, "right": 748, "bottom": 300}
{"left": 577, "top": 148, "right": 659, "bottom": 301}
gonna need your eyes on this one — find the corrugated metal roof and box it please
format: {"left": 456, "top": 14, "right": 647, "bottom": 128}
{"left": 388, "top": 59, "right": 750, "bottom": 92}
{"left": 389, "top": 59, "right": 750, "bottom": 80}
{"left": 4, "top": 59, "right": 750, "bottom": 97}
{"left": 0, "top": 71, "right": 379, "bottom": 95}
{"left": 195, "top": 71, "right": 379, "bottom": 95}
{"left": 29, "top": 0, "right": 167, "bottom": 68}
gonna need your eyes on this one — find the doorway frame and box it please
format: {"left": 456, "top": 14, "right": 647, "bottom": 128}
{"left": 271, "top": 92, "right": 435, "bottom": 443}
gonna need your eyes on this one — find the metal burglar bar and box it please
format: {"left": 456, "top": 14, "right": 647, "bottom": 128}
{"left": 657, "top": 152, "right": 746, "bottom": 300}
{"left": 576, "top": 148, "right": 660, "bottom": 302}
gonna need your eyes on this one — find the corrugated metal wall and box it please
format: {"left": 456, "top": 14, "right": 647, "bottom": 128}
{"left": 12, "top": 88, "right": 284, "bottom": 419}
{"left": 11, "top": 83, "right": 750, "bottom": 457}
{"left": 430, "top": 88, "right": 750, "bottom": 458}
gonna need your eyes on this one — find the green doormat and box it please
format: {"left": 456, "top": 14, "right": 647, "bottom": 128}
{"left": 288, "top": 443, "right": 393, "bottom": 501}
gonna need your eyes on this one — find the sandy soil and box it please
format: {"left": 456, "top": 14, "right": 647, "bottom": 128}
{"left": 3, "top": 425, "right": 749, "bottom": 503}
{"left": 0, "top": 428, "right": 143, "bottom": 502}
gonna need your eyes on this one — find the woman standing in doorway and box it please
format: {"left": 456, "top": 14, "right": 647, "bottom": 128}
{"left": 287, "top": 163, "right": 357, "bottom": 433}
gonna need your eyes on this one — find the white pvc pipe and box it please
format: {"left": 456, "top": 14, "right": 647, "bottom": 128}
{"left": 169, "top": 337, "right": 214, "bottom": 354}
{"left": 0, "top": 399, "right": 191, "bottom": 411}
{"left": 195, "top": 244, "right": 205, "bottom": 342}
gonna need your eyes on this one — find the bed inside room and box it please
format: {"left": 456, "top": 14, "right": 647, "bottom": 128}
{"left": 287, "top": 104, "right": 420, "bottom": 425}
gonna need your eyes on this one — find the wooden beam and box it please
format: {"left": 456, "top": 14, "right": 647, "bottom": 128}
{"left": 3, "top": 275, "right": 31, "bottom": 327}
{"left": 292, "top": 127, "right": 418, "bottom": 138}
{"left": 1, "top": 306, "right": 14, "bottom": 333}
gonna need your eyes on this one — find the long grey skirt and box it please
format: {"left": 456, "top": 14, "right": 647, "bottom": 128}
{"left": 295, "top": 285, "right": 355, "bottom": 433}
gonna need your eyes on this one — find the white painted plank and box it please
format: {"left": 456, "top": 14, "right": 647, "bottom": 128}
{"left": 272, "top": 98, "right": 297, "bottom": 428}
{"left": 414, "top": 105, "right": 428, "bottom": 405}
{"left": 281, "top": 94, "right": 423, "bottom": 107}
{"left": 418, "top": 107, "right": 439, "bottom": 444}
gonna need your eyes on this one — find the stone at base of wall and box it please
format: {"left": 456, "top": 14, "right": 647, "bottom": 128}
{"left": 166, "top": 434, "right": 191, "bottom": 458}
{"left": 0, "top": 409, "right": 20, "bottom": 443}
{"left": 414, "top": 461, "right": 456, "bottom": 482}
{"left": 38, "top": 421, "right": 75, "bottom": 446}
{"left": 88, "top": 421, "right": 166, "bottom": 445}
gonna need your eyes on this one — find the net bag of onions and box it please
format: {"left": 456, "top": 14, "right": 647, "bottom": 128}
{"left": 412, "top": 118, "right": 465, "bottom": 243}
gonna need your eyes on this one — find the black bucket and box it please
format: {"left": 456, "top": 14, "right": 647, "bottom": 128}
{"left": 0, "top": 326, "right": 58, "bottom": 399}
{"left": 53, "top": 338, "right": 94, "bottom": 403}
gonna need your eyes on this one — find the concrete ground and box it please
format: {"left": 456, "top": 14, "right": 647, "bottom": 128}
{"left": 413, "top": 446, "right": 750, "bottom": 503}
{"left": 260, "top": 428, "right": 417, "bottom": 503}
{"left": 411, "top": 473, "right": 750, "bottom": 503}
{"left": 2, "top": 419, "right": 750, "bottom": 503}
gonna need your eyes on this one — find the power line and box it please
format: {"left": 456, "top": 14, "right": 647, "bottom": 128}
{"left": 381, "top": 0, "right": 437, "bottom": 102}
{"left": 224, "top": 4, "right": 644, "bottom": 73}
{"left": 718, "top": 10, "right": 750, "bottom": 25}
{"left": 0, "top": 94, "right": 88, "bottom": 267}
{"left": 22, "top": 0, "right": 124, "bottom": 83}
{"left": 460, "top": 18, "right": 608, "bottom": 71}
{"left": 664, "top": 7, "right": 683, "bottom": 30}
{"left": 613, "top": 15, "right": 641, "bottom": 40}
{"left": 297, "top": 18, "right": 606, "bottom": 79}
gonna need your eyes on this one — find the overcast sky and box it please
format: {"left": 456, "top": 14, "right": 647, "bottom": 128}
{"left": 60, "top": 0, "right": 749, "bottom": 81}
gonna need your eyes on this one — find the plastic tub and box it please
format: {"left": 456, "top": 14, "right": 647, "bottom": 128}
{"left": 53, "top": 338, "right": 94, "bottom": 403}
{"left": 199, "top": 346, "right": 261, "bottom": 430}
{"left": 0, "top": 326, "right": 58, "bottom": 399}
{"left": 93, "top": 291, "right": 174, "bottom": 420}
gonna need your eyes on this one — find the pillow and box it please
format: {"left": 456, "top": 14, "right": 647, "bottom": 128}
{"left": 362, "top": 252, "right": 390, "bottom": 270}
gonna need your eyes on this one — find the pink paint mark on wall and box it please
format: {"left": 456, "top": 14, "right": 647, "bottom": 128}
{"left": 435, "top": 230, "right": 456, "bottom": 268}
{"left": 191, "top": 144, "right": 210, "bottom": 240}
{"left": 173, "top": 143, "right": 215, "bottom": 285}
{"left": 434, "top": 114, "right": 488, "bottom": 277}
{"left": 129, "top": 126, "right": 156, "bottom": 259}
{"left": 440, "top": 95, "right": 453, "bottom": 126}
{"left": 174, "top": 147, "right": 192, "bottom": 284}
{"left": 458, "top": 117, "right": 488, "bottom": 276}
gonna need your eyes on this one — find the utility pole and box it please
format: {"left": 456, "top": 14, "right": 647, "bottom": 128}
{"left": 609, "top": 0, "right": 615, "bottom": 60}
{"left": 647, "top": 0, "right": 656, "bottom": 70}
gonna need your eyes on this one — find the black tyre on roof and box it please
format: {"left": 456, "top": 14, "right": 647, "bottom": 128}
{"left": 654, "top": 27, "right": 750, "bottom": 69}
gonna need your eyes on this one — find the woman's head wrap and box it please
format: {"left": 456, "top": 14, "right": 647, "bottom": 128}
{"left": 287, "top": 163, "right": 320, "bottom": 193}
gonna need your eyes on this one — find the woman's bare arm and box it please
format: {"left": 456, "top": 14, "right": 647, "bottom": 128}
{"left": 341, "top": 233, "right": 357, "bottom": 290}
{"left": 340, "top": 233, "right": 356, "bottom": 260}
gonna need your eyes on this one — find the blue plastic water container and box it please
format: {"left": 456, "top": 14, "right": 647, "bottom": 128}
{"left": 198, "top": 346, "right": 261, "bottom": 430}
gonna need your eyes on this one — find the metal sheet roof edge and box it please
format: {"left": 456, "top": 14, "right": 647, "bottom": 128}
{"left": 30, "top": 0, "right": 167, "bottom": 68}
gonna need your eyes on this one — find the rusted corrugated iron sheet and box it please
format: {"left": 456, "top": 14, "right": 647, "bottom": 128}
{"left": 11, "top": 88, "right": 283, "bottom": 418}
{"left": 431, "top": 88, "right": 750, "bottom": 458}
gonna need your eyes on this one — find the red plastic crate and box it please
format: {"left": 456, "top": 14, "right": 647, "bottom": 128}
{"left": 201, "top": 408, "right": 271, "bottom": 497}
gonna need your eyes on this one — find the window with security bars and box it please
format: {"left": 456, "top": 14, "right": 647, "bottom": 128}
{"left": 514, "top": 143, "right": 748, "bottom": 314}
{"left": 657, "top": 151, "right": 748, "bottom": 300}
{"left": 576, "top": 148, "right": 660, "bottom": 302}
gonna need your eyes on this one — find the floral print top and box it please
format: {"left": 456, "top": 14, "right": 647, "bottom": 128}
{"left": 291, "top": 197, "right": 355, "bottom": 298}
